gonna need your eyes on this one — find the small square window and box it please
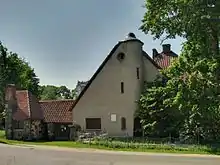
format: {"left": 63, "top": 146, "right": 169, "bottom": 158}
{"left": 110, "top": 114, "right": 117, "bottom": 122}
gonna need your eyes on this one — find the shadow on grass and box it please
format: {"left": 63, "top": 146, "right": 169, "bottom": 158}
{"left": 23, "top": 138, "right": 72, "bottom": 143}
{"left": 207, "top": 144, "right": 220, "bottom": 155}
{"left": 0, "top": 140, "right": 7, "bottom": 144}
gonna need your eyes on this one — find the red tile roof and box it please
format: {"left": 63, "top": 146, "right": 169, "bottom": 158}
{"left": 13, "top": 90, "right": 44, "bottom": 121}
{"left": 39, "top": 100, "right": 74, "bottom": 123}
{"left": 153, "top": 52, "right": 178, "bottom": 69}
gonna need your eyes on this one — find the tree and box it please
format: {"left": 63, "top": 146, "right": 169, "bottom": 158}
{"left": 138, "top": 0, "right": 220, "bottom": 143}
{"left": 39, "top": 85, "right": 75, "bottom": 100}
{"left": 39, "top": 85, "right": 59, "bottom": 100}
{"left": 138, "top": 76, "right": 183, "bottom": 138}
{"left": 58, "top": 86, "right": 74, "bottom": 99}
{"left": 0, "top": 42, "right": 40, "bottom": 120}
{"left": 6, "top": 53, "right": 40, "bottom": 96}
{"left": 71, "top": 88, "right": 76, "bottom": 99}
{"left": 140, "top": 0, "right": 220, "bottom": 54}
{"left": 0, "top": 42, "right": 7, "bottom": 121}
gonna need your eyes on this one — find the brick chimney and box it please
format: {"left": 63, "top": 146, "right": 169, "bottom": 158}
{"left": 5, "top": 84, "right": 17, "bottom": 139}
{"left": 152, "top": 49, "right": 158, "bottom": 59}
{"left": 162, "top": 44, "right": 171, "bottom": 53}
{"left": 5, "top": 84, "right": 16, "bottom": 101}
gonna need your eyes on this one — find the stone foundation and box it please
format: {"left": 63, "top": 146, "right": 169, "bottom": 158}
{"left": 30, "top": 120, "right": 44, "bottom": 140}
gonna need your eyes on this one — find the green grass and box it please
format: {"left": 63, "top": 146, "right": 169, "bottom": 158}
{"left": 0, "top": 130, "right": 8, "bottom": 144}
{"left": 0, "top": 130, "right": 4, "bottom": 137}
{"left": 0, "top": 130, "right": 219, "bottom": 155}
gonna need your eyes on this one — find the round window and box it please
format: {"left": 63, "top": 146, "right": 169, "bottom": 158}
{"left": 117, "top": 53, "right": 125, "bottom": 61}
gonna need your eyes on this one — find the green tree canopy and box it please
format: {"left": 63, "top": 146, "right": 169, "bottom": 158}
{"left": 138, "top": 0, "right": 220, "bottom": 143}
{"left": 39, "top": 85, "right": 76, "bottom": 100}
{"left": 0, "top": 42, "right": 40, "bottom": 117}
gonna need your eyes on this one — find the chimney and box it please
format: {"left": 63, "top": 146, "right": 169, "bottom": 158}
{"left": 5, "top": 84, "right": 16, "bottom": 140}
{"left": 152, "top": 49, "right": 158, "bottom": 59}
{"left": 162, "top": 44, "right": 171, "bottom": 53}
{"left": 5, "top": 84, "right": 16, "bottom": 101}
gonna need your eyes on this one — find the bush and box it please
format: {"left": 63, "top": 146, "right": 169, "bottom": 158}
{"left": 78, "top": 135, "right": 220, "bottom": 154}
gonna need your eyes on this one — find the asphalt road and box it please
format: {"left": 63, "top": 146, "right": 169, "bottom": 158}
{"left": 0, "top": 144, "right": 219, "bottom": 165}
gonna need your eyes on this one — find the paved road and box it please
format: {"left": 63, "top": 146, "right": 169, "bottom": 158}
{"left": 0, "top": 144, "right": 219, "bottom": 165}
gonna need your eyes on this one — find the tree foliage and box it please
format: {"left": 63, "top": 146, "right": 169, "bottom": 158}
{"left": 140, "top": 0, "right": 220, "bottom": 41}
{"left": 138, "top": 0, "right": 220, "bottom": 143}
{"left": 39, "top": 85, "right": 76, "bottom": 100}
{"left": 0, "top": 42, "right": 40, "bottom": 116}
{"left": 138, "top": 76, "right": 182, "bottom": 138}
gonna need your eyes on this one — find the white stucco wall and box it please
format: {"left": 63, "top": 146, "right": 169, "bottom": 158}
{"left": 73, "top": 39, "right": 160, "bottom": 137}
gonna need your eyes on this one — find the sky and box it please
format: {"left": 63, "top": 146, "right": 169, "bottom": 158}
{"left": 0, "top": 0, "right": 184, "bottom": 89}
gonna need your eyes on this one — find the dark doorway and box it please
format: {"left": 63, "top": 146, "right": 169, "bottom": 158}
{"left": 133, "top": 117, "right": 143, "bottom": 137}
{"left": 54, "top": 124, "right": 70, "bottom": 140}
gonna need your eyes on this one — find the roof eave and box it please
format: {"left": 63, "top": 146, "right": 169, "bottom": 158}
{"left": 142, "top": 51, "right": 162, "bottom": 69}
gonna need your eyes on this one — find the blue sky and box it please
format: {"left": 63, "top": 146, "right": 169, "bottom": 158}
{"left": 0, "top": 0, "right": 184, "bottom": 89}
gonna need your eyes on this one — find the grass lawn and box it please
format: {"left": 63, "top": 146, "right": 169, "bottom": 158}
{"left": 0, "top": 130, "right": 4, "bottom": 137}
{"left": 0, "top": 130, "right": 219, "bottom": 155}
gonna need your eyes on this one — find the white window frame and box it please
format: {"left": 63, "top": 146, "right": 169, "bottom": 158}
{"left": 110, "top": 114, "right": 117, "bottom": 122}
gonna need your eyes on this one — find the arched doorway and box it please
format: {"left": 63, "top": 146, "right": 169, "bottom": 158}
{"left": 133, "top": 117, "right": 143, "bottom": 137}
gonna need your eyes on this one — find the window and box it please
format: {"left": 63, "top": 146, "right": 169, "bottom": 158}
{"left": 136, "top": 67, "right": 140, "bottom": 79}
{"left": 85, "top": 118, "right": 101, "bottom": 130}
{"left": 117, "top": 53, "right": 125, "bottom": 61}
{"left": 110, "top": 114, "right": 117, "bottom": 122}
{"left": 121, "top": 117, "right": 126, "bottom": 130}
{"left": 120, "top": 82, "right": 124, "bottom": 93}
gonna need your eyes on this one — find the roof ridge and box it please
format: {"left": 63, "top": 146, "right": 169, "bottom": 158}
{"left": 142, "top": 51, "right": 161, "bottom": 69}
{"left": 39, "top": 99, "right": 75, "bottom": 102}
{"left": 160, "top": 51, "right": 178, "bottom": 56}
{"left": 16, "top": 90, "right": 29, "bottom": 93}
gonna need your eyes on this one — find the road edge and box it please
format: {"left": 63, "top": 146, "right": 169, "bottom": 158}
{"left": 9, "top": 143, "right": 220, "bottom": 158}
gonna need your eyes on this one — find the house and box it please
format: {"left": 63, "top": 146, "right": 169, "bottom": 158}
{"left": 39, "top": 99, "right": 75, "bottom": 140}
{"left": 4, "top": 32, "right": 178, "bottom": 140}
{"left": 4, "top": 84, "right": 75, "bottom": 140}
{"left": 152, "top": 44, "right": 178, "bottom": 69}
{"left": 71, "top": 32, "right": 178, "bottom": 137}
{"left": 4, "top": 85, "right": 45, "bottom": 140}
